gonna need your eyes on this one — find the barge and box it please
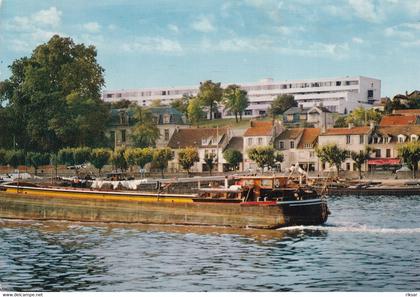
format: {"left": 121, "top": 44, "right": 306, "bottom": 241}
{"left": 0, "top": 176, "right": 329, "bottom": 229}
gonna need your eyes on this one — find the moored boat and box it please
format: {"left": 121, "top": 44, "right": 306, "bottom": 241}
{"left": 0, "top": 176, "right": 329, "bottom": 229}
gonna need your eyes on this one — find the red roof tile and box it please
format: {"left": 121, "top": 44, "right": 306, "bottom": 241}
{"left": 167, "top": 128, "right": 227, "bottom": 148}
{"left": 244, "top": 121, "right": 273, "bottom": 137}
{"left": 297, "top": 128, "right": 321, "bottom": 149}
{"left": 379, "top": 114, "right": 417, "bottom": 126}
{"left": 322, "top": 126, "right": 371, "bottom": 135}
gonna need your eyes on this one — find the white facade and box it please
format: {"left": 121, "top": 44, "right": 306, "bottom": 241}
{"left": 102, "top": 76, "right": 381, "bottom": 116}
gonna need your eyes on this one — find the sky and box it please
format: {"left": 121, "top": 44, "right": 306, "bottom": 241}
{"left": 0, "top": 0, "right": 419, "bottom": 97}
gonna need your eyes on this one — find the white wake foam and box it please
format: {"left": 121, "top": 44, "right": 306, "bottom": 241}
{"left": 279, "top": 224, "right": 420, "bottom": 234}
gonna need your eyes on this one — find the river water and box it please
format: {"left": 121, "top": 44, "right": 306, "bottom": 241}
{"left": 0, "top": 195, "right": 419, "bottom": 292}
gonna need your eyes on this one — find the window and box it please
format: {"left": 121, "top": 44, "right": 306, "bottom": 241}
{"left": 121, "top": 130, "right": 126, "bottom": 143}
{"left": 258, "top": 138, "right": 263, "bottom": 145}
{"left": 346, "top": 163, "right": 350, "bottom": 170}
{"left": 244, "top": 110, "right": 252, "bottom": 116}
{"left": 359, "top": 135, "right": 364, "bottom": 144}
{"left": 367, "top": 90, "right": 374, "bottom": 98}
{"left": 336, "top": 81, "right": 341, "bottom": 86}
{"left": 309, "top": 151, "right": 315, "bottom": 158}
{"left": 411, "top": 135, "right": 418, "bottom": 142}
{"left": 106, "top": 94, "right": 113, "bottom": 98}
{"left": 279, "top": 141, "right": 284, "bottom": 149}
{"left": 346, "top": 135, "right": 351, "bottom": 144}
{"left": 304, "top": 144, "right": 312, "bottom": 149}
{"left": 290, "top": 141, "right": 295, "bottom": 149}
{"left": 386, "top": 149, "right": 391, "bottom": 158}
{"left": 375, "top": 149, "right": 381, "bottom": 158}
{"left": 164, "top": 129, "right": 170, "bottom": 141}
{"left": 163, "top": 114, "right": 171, "bottom": 124}
{"left": 248, "top": 138, "right": 253, "bottom": 146}
{"left": 398, "top": 135, "right": 406, "bottom": 143}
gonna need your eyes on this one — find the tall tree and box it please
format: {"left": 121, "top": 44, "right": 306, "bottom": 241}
{"left": 223, "top": 84, "right": 249, "bottom": 122}
{"left": 90, "top": 148, "right": 111, "bottom": 176}
{"left": 345, "top": 107, "right": 382, "bottom": 127}
{"left": 223, "top": 149, "right": 243, "bottom": 171}
{"left": 5, "top": 150, "right": 25, "bottom": 169}
{"left": 130, "top": 106, "right": 160, "bottom": 148}
{"left": 187, "top": 97, "right": 205, "bottom": 127}
{"left": 171, "top": 94, "right": 191, "bottom": 120}
{"left": 350, "top": 147, "right": 372, "bottom": 179}
{"left": 398, "top": 142, "right": 420, "bottom": 179}
{"left": 178, "top": 147, "right": 199, "bottom": 176}
{"left": 247, "top": 146, "right": 283, "bottom": 172}
{"left": 316, "top": 144, "right": 348, "bottom": 177}
{"left": 198, "top": 80, "right": 223, "bottom": 120}
{"left": 0, "top": 35, "right": 109, "bottom": 152}
{"left": 152, "top": 148, "right": 173, "bottom": 179}
{"left": 26, "top": 152, "right": 50, "bottom": 175}
{"left": 111, "top": 147, "right": 128, "bottom": 172}
{"left": 269, "top": 94, "right": 297, "bottom": 119}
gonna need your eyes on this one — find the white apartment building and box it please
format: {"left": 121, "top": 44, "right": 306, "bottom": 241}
{"left": 102, "top": 76, "right": 381, "bottom": 116}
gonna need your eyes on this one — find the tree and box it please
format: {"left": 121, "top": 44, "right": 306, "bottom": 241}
{"left": 204, "top": 152, "right": 217, "bottom": 175}
{"left": 0, "top": 149, "right": 7, "bottom": 166}
{"left": 350, "top": 147, "right": 372, "bottom": 179}
{"left": 5, "top": 150, "right": 25, "bottom": 169}
{"left": 152, "top": 148, "right": 173, "bottom": 178}
{"left": 50, "top": 153, "right": 59, "bottom": 179}
{"left": 130, "top": 106, "right": 160, "bottom": 148}
{"left": 223, "top": 149, "right": 243, "bottom": 171}
{"left": 316, "top": 144, "right": 348, "bottom": 177}
{"left": 223, "top": 84, "right": 249, "bottom": 122}
{"left": 334, "top": 115, "right": 347, "bottom": 128}
{"left": 111, "top": 147, "right": 128, "bottom": 172}
{"left": 247, "top": 146, "right": 283, "bottom": 172}
{"left": 171, "top": 94, "right": 191, "bottom": 120}
{"left": 91, "top": 148, "right": 111, "bottom": 176}
{"left": 26, "top": 152, "right": 50, "bottom": 175}
{"left": 187, "top": 97, "right": 205, "bottom": 127}
{"left": 398, "top": 142, "right": 420, "bottom": 179}
{"left": 133, "top": 148, "right": 153, "bottom": 177}
{"left": 150, "top": 99, "right": 162, "bottom": 107}
{"left": 58, "top": 147, "right": 75, "bottom": 167}
{"left": 73, "top": 147, "right": 91, "bottom": 166}
{"left": 198, "top": 80, "right": 223, "bottom": 120}
{"left": 345, "top": 107, "right": 382, "bottom": 127}
{"left": 0, "top": 35, "right": 109, "bottom": 152}
{"left": 269, "top": 94, "right": 297, "bottom": 119}
{"left": 178, "top": 147, "right": 199, "bottom": 176}
{"left": 111, "top": 99, "right": 133, "bottom": 109}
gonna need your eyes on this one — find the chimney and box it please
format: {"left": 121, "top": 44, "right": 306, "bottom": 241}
{"left": 348, "top": 122, "right": 354, "bottom": 129}
{"left": 300, "top": 104, "right": 304, "bottom": 111}
{"left": 369, "top": 120, "right": 376, "bottom": 130}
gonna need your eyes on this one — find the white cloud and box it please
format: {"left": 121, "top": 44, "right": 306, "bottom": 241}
{"left": 32, "top": 7, "right": 62, "bottom": 27}
{"left": 352, "top": 37, "right": 364, "bottom": 44}
{"left": 348, "top": 0, "right": 382, "bottom": 22}
{"left": 168, "top": 24, "right": 179, "bottom": 33}
{"left": 244, "top": 0, "right": 283, "bottom": 22}
{"left": 121, "top": 37, "right": 183, "bottom": 54}
{"left": 83, "top": 22, "right": 101, "bottom": 33}
{"left": 191, "top": 16, "right": 215, "bottom": 33}
{"left": 384, "top": 22, "right": 420, "bottom": 39}
{"left": 276, "top": 25, "right": 305, "bottom": 35}
{"left": 31, "top": 29, "right": 64, "bottom": 42}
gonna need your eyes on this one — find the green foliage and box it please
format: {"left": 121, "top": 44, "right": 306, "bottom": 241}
{"left": 203, "top": 152, "right": 217, "bottom": 175}
{"left": 316, "top": 144, "right": 349, "bottom": 176}
{"left": 269, "top": 94, "right": 297, "bottom": 118}
{"left": 150, "top": 99, "right": 162, "bottom": 107}
{"left": 111, "top": 99, "right": 132, "bottom": 109}
{"left": 178, "top": 147, "right": 199, "bottom": 175}
{"left": 152, "top": 148, "right": 173, "bottom": 178}
{"left": 198, "top": 80, "right": 223, "bottom": 120}
{"left": 345, "top": 107, "right": 382, "bottom": 127}
{"left": 187, "top": 97, "right": 205, "bottom": 127}
{"left": 5, "top": 150, "right": 25, "bottom": 169}
{"left": 170, "top": 94, "right": 191, "bottom": 119}
{"left": 111, "top": 147, "right": 128, "bottom": 172}
{"left": 223, "top": 149, "right": 243, "bottom": 171}
{"left": 334, "top": 115, "right": 347, "bottom": 128}
{"left": 397, "top": 142, "right": 420, "bottom": 178}
{"left": 130, "top": 106, "right": 160, "bottom": 148}
{"left": 0, "top": 35, "right": 109, "bottom": 151}
{"left": 0, "top": 149, "right": 6, "bottom": 166}
{"left": 350, "top": 147, "right": 372, "bottom": 179}
{"left": 223, "top": 84, "right": 249, "bottom": 122}
{"left": 73, "top": 147, "right": 92, "bottom": 165}
{"left": 26, "top": 152, "right": 50, "bottom": 175}
{"left": 90, "top": 148, "right": 111, "bottom": 175}
{"left": 247, "top": 146, "right": 283, "bottom": 172}
{"left": 58, "top": 147, "right": 75, "bottom": 166}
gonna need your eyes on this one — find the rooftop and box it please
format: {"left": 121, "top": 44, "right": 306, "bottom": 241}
{"left": 379, "top": 114, "right": 418, "bottom": 126}
{"left": 321, "top": 126, "right": 372, "bottom": 136}
{"left": 297, "top": 128, "right": 321, "bottom": 149}
{"left": 167, "top": 127, "right": 227, "bottom": 149}
{"left": 277, "top": 128, "right": 304, "bottom": 140}
{"left": 244, "top": 121, "right": 273, "bottom": 137}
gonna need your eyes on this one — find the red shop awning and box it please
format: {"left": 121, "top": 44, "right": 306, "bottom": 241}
{"left": 367, "top": 158, "right": 401, "bottom": 165}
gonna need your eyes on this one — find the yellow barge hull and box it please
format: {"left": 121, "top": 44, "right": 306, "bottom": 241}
{"left": 0, "top": 185, "right": 288, "bottom": 229}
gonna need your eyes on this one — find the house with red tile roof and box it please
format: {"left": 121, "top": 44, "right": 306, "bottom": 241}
{"left": 379, "top": 114, "right": 418, "bottom": 126}
{"left": 318, "top": 124, "right": 374, "bottom": 172}
{"left": 275, "top": 128, "right": 321, "bottom": 172}
{"left": 167, "top": 127, "right": 231, "bottom": 173}
{"left": 243, "top": 121, "right": 283, "bottom": 171}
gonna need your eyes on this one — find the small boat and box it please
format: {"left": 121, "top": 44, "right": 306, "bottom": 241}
{"left": 0, "top": 176, "right": 329, "bottom": 229}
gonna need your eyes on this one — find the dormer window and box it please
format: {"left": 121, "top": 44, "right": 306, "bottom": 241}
{"left": 398, "top": 135, "right": 406, "bottom": 143}
{"left": 410, "top": 134, "right": 418, "bottom": 142}
{"left": 163, "top": 114, "right": 171, "bottom": 124}
{"left": 383, "top": 137, "right": 390, "bottom": 143}
{"left": 202, "top": 138, "right": 209, "bottom": 146}
{"left": 304, "top": 144, "right": 312, "bottom": 149}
